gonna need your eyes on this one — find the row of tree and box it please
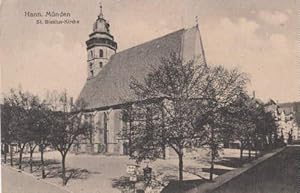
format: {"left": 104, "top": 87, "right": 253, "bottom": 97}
{"left": 1, "top": 89, "right": 90, "bottom": 185}
{"left": 120, "top": 53, "right": 283, "bottom": 181}
{"left": 1, "top": 53, "right": 283, "bottom": 184}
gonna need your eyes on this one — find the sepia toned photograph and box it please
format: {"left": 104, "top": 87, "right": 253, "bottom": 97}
{"left": 0, "top": 0, "right": 299, "bottom": 193}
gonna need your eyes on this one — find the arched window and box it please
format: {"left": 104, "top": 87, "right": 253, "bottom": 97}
{"left": 99, "top": 49, "right": 103, "bottom": 58}
{"left": 89, "top": 63, "right": 93, "bottom": 69}
{"left": 99, "top": 62, "right": 103, "bottom": 68}
{"left": 90, "top": 50, "right": 94, "bottom": 58}
{"left": 90, "top": 70, "right": 94, "bottom": 77}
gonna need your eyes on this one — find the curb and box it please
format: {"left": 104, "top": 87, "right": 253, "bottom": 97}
{"left": 2, "top": 164, "right": 73, "bottom": 193}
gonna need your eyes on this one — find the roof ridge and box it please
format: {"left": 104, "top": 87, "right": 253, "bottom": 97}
{"left": 112, "top": 28, "right": 185, "bottom": 57}
{"left": 88, "top": 28, "right": 186, "bottom": 81}
{"left": 78, "top": 26, "right": 195, "bottom": 109}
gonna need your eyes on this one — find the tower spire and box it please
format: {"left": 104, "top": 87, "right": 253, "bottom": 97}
{"left": 99, "top": 1, "right": 103, "bottom": 18}
{"left": 87, "top": 1, "right": 117, "bottom": 79}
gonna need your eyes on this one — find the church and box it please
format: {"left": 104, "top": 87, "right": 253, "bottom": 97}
{"left": 75, "top": 5, "right": 206, "bottom": 155}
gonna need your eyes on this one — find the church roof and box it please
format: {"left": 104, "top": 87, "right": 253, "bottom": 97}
{"left": 77, "top": 26, "right": 201, "bottom": 110}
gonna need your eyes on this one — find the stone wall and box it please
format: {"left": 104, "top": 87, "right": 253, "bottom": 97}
{"left": 73, "top": 108, "right": 126, "bottom": 155}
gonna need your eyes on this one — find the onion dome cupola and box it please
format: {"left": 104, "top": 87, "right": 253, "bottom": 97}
{"left": 86, "top": 3, "right": 118, "bottom": 79}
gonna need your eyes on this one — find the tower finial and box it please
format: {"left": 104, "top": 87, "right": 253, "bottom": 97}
{"left": 99, "top": 1, "right": 103, "bottom": 18}
{"left": 195, "top": 16, "right": 199, "bottom": 26}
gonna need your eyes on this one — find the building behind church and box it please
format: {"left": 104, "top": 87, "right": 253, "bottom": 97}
{"left": 264, "top": 99, "right": 300, "bottom": 142}
{"left": 74, "top": 6, "right": 206, "bottom": 155}
{"left": 278, "top": 101, "right": 300, "bottom": 141}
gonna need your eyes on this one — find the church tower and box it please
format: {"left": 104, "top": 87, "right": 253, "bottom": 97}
{"left": 86, "top": 4, "right": 117, "bottom": 79}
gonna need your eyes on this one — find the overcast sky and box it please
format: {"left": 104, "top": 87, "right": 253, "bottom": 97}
{"left": 0, "top": 0, "right": 298, "bottom": 103}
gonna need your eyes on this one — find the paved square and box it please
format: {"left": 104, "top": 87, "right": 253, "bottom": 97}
{"left": 2, "top": 148, "right": 249, "bottom": 193}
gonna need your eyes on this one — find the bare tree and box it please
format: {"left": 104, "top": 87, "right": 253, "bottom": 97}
{"left": 48, "top": 91, "right": 90, "bottom": 185}
{"left": 1, "top": 100, "right": 14, "bottom": 165}
{"left": 4, "top": 89, "right": 40, "bottom": 170}
{"left": 223, "top": 93, "right": 256, "bottom": 160}
{"left": 194, "top": 66, "right": 249, "bottom": 180}
{"left": 28, "top": 101, "right": 52, "bottom": 175}
{"left": 252, "top": 101, "right": 279, "bottom": 154}
{"left": 122, "top": 52, "right": 209, "bottom": 181}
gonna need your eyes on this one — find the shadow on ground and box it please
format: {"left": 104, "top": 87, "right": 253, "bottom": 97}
{"left": 201, "top": 168, "right": 231, "bottom": 176}
{"left": 183, "top": 166, "right": 207, "bottom": 179}
{"left": 112, "top": 173, "right": 168, "bottom": 193}
{"left": 2, "top": 155, "right": 98, "bottom": 185}
{"left": 112, "top": 176, "right": 135, "bottom": 192}
{"left": 215, "top": 157, "right": 255, "bottom": 168}
{"left": 161, "top": 179, "right": 209, "bottom": 193}
{"left": 46, "top": 167, "right": 92, "bottom": 184}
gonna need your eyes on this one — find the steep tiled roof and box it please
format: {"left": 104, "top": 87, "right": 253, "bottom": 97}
{"left": 77, "top": 26, "right": 200, "bottom": 110}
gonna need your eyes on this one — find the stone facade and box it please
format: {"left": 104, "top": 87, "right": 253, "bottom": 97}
{"left": 73, "top": 108, "right": 129, "bottom": 155}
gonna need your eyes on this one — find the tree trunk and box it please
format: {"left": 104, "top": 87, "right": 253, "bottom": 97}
{"left": 40, "top": 146, "right": 45, "bottom": 179}
{"left": 248, "top": 146, "right": 251, "bottom": 158}
{"left": 29, "top": 150, "right": 33, "bottom": 173}
{"left": 178, "top": 152, "right": 183, "bottom": 181}
{"left": 209, "top": 151, "right": 214, "bottom": 181}
{"left": 18, "top": 143, "right": 25, "bottom": 170}
{"left": 29, "top": 144, "right": 37, "bottom": 173}
{"left": 61, "top": 153, "right": 67, "bottom": 186}
{"left": 4, "top": 150, "right": 7, "bottom": 164}
{"left": 254, "top": 139, "right": 258, "bottom": 157}
{"left": 3, "top": 143, "right": 7, "bottom": 164}
{"left": 18, "top": 148, "right": 23, "bottom": 170}
{"left": 240, "top": 147, "right": 243, "bottom": 160}
{"left": 209, "top": 126, "right": 215, "bottom": 181}
{"left": 162, "top": 144, "right": 166, "bottom": 160}
{"left": 10, "top": 144, "right": 13, "bottom": 166}
{"left": 62, "top": 154, "right": 67, "bottom": 185}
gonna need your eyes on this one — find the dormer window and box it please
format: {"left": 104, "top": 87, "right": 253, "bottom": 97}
{"left": 99, "top": 62, "right": 103, "bottom": 68}
{"left": 99, "top": 49, "right": 103, "bottom": 58}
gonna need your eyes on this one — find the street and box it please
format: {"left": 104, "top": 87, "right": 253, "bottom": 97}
{"left": 1, "top": 165, "right": 69, "bottom": 193}
{"left": 211, "top": 146, "right": 300, "bottom": 193}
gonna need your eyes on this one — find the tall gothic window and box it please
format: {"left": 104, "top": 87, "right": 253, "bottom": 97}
{"left": 103, "top": 112, "right": 108, "bottom": 152}
{"left": 99, "top": 49, "right": 103, "bottom": 58}
{"left": 99, "top": 62, "right": 103, "bottom": 68}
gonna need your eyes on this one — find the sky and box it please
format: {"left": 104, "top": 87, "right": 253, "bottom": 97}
{"left": 0, "top": 0, "right": 299, "bottom": 103}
